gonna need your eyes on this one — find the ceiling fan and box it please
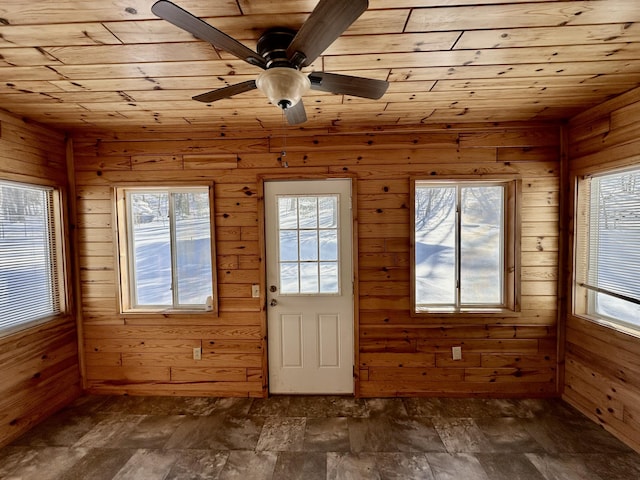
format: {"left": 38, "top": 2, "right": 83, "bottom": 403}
{"left": 151, "top": 0, "right": 389, "bottom": 125}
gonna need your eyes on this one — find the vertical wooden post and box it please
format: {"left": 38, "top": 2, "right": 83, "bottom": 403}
{"left": 66, "top": 136, "right": 87, "bottom": 390}
{"left": 556, "top": 123, "right": 570, "bottom": 395}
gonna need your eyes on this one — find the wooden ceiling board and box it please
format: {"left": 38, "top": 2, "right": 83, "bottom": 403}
{"left": 0, "top": 0, "right": 639, "bottom": 132}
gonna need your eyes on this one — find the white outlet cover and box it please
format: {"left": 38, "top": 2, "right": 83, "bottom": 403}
{"left": 251, "top": 284, "right": 260, "bottom": 298}
{"left": 452, "top": 346, "right": 462, "bottom": 361}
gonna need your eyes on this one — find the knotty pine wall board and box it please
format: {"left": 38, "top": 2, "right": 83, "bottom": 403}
{"left": 0, "top": 111, "right": 81, "bottom": 448}
{"left": 567, "top": 85, "right": 640, "bottom": 452}
{"left": 73, "top": 122, "right": 560, "bottom": 398}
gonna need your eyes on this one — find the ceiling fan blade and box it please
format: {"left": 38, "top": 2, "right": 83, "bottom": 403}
{"left": 286, "top": 0, "right": 368, "bottom": 68}
{"left": 309, "top": 72, "right": 388, "bottom": 99}
{"left": 192, "top": 80, "right": 257, "bottom": 103}
{"left": 285, "top": 101, "right": 307, "bottom": 125}
{"left": 151, "top": 1, "right": 266, "bottom": 69}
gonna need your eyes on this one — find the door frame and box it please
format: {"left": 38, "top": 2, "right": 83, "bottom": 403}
{"left": 257, "top": 174, "right": 360, "bottom": 396}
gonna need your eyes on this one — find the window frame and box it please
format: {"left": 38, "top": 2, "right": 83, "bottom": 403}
{"left": 0, "top": 179, "right": 68, "bottom": 337}
{"left": 410, "top": 177, "right": 520, "bottom": 316}
{"left": 573, "top": 166, "right": 640, "bottom": 335}
{"left": 115, "top": 184, "right": 218, "bottom": 315}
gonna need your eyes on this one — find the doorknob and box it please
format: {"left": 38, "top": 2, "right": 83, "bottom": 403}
{"left": 270, "top": 299, "right": 278, "bottom": 307}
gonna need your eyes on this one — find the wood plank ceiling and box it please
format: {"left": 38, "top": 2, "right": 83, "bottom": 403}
{"left": 0, "top": 0, "right": 639, "bottom": 133}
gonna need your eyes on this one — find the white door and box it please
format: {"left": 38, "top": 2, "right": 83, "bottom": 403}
{"left": 265, "top": 179, "right": 354, "bottom": 394}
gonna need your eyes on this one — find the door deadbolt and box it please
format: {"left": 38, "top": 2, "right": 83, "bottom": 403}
{"left": 269, "top": 285, "right": 277, "bottom": 292}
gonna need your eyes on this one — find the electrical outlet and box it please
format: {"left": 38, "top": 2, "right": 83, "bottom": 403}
{"left": 193, "top": 347, "right": 202, "bottom": 360}
{"left": 452, "top": 346, "right": 462, "bottom": 361}
{"left": 251, "top": 284, "right": 260, "bottom": 298}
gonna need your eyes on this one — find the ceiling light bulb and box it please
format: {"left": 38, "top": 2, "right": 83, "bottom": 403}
{"left": 256, "top": 67, "right": 311, "bottom": 109}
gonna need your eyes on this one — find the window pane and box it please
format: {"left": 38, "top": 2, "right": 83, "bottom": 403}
{"left": 298, "top": 197, "right": 318, "bottom": 228}
{"left": 300, "top": 263, "right": 319, "bottom": 293}
{"left": 280, "top": 230, "right": 299, "bottom": 261}
{"left": 319, "top": 196, "right": 338, "bottom": 228}
{"left": 130, "top": 192, "right": 172, "bottom": 306}
{"left": 460, "top": 186, "right": 503, "bottom": 304}
{"left": 278, "top": 197, "right": 298, "bottom": 229}
{"left": 0, "top": 182, "right": 61, "bottom": 332}
{"left": 174, "top": 192, "right": 212, "bottom": 305}
{"left": 280, "top": 263, "right": 299, "bottom": 294}
{"left": 276, "top": 194, "right": 341, "bottom": 296}
{"left": 320, "top": 262, "right": 339, "bottom": 293}
{"left": 319, "top": 230, "right": 338, "bottom": 261}
{"left": 414, "top": 186, "right": 456, "bottom": 306}
{"left": 587, "top": 169, "right": 640, "bottom": 326}
{"left": 299, "top": 230, "right": 318, "bottom": 261}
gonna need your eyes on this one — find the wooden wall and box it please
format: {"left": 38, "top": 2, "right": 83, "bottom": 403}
{"left": 0, "top": 111, "right": 80, "bottom": 447}
{"left": 566, "top": 87, "right": 640, "bottom": 452}
{"left": 73, "top": 122, "right": 560, "bottom": 398}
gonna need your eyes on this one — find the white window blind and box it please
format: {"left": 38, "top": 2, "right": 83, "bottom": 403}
{"left": 0, "top": 181, "right": 62, "bottom": 334}
{"left": 582, "top": 169, "right": 640, "bottom": 324}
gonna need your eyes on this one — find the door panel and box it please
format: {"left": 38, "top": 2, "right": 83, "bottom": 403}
{"left": 265, "top": 179, "right": 354, "bottom": 394}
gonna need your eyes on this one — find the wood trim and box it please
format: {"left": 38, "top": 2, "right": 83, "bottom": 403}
{"left": 257, "top": 178, "right": 268, "bottom": 396}
{"left": 556, "top": 124, "right": 570, "bottom": 394}
{"left": 65, "top": 136, "right": 86, "bottom": 389}
{"left": 352, "top": 177, "right": 361, "bottom": 398}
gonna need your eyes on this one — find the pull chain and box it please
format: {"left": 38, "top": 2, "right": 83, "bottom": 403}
{"left": 280, "top": 108, "right": 288, "bottom": 167}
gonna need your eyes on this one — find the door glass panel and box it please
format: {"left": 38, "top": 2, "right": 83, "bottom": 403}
{"left": 299, "top": 230, "right": 319, "bottom": 261}
{"left": 319, "top": 197, "right": 338, "bottom": 228}
{"left": 300, "top": 263, "right": 319, "bottom": 293}
{"left": 298, "top": 197, "right": 318, "bottom": 228}
{"left": 280, "top": 263, "right": 299, "bottom": 294}
{"left": 279, "top": 230, "right": 298, "bottom": 261}
{"left": 277, "top": 194, "right": 340, "bottom": 295}
{"left": 278, "top": 197, "right": 298, "bottom": 228}
{"left": 320, "top": 263, "right": 339, "bottom": 293}
{"left": 319, "top": 230, "right": 338, "bottom": 261}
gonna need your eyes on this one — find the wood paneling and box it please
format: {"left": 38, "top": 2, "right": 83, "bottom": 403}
{"left": 74, "top": 121, "right": 560, "bottom": 398}
{"left": 0, "top": 110, "right": 80, "bottom": 448}
{"left": 0, "top": 1, "right": 639, "bottom": 131}
{"left": 566, "top": 85, "right": 640, "bottom": 452}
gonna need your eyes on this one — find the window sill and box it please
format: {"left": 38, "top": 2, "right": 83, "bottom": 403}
{"left": 412, "top": 308, "right": 521, "bottom": 318}
{"left": 573, "top": 313, "right": 640, "bottom": 340}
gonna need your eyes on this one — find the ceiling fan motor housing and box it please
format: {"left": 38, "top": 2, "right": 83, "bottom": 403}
{"left": 255, "top": 28, "right": 311, "bottom": 109}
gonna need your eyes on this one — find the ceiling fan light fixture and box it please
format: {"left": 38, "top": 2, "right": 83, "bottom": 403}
{"left": 256, "top": 67, "right": 311, "bottom": 110}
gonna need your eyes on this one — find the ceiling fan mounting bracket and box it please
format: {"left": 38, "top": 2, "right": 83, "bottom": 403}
{"left": 257, "top": 28, "right": 298, "bottom": 69}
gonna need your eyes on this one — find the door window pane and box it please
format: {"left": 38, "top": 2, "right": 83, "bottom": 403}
{"left": 277, "top": 195, "right": 340, "bottom": 295}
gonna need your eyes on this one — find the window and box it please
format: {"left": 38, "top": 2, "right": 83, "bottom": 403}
{"left": 575, "top": 167, "right": 640, "bottom": 331}
{"left": 117, "top": 186, "right": 216, "bottom": 312}
{"left": 411, "top": 180, "right": 518, "bottom": 313}
{"left": 277, "top": 195, "right": 340, "bottom": 294}
{"left": 0, "top": 180, "right": 66, "bottom": 335}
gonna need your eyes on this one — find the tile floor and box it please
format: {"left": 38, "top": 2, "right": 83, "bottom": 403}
{"left": 1, "top": 395, "right": 640, "bottom": 479}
